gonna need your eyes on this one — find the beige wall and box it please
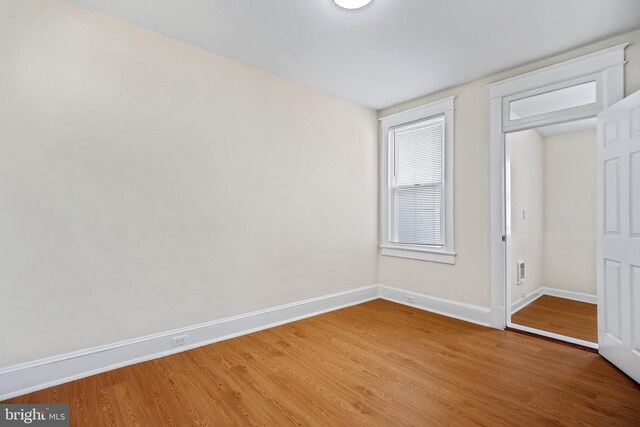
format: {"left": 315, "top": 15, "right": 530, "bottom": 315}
{"left": 507, "top": 130, "right": 545, "bottom": 303}
{"left": 0, "top": 0, "right": 378, "bottom": 368}
{"left": 543, "top": 130, "right": 597, "bottom": 295}
{"left": 2, "top": 1, "right": 637, "bottom": 369}
{"left": 378, "top": 28, "right": 640, "bottom": 308}
{"left": 507, "top": 128, "right": 597, "bottom": 303}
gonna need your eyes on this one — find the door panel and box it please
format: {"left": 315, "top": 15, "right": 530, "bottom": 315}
{"left": 597, "top": 90, "right": 640, "bottom": 383}
{"left": 633, "top": 265, "right": 640, "bottom": 353}
{"left": 603, "top": 159, "right": 620, "bottom": 234}
{"left": 604, "top": 120, "right": 618, "bottom": 145}
{"left": 604, "top": 259, "right": 621, "bottom": 342}
{"left": 632, "top": 151, "right": 640, "bottom": 238}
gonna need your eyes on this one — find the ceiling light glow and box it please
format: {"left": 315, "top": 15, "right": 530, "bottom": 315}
{"left": 334, "top": 0, "right": 372, "bottom": 10}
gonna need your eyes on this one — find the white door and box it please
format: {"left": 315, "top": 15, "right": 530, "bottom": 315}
{"left": 597, "top": 90, "right": 640, "bottom": 383}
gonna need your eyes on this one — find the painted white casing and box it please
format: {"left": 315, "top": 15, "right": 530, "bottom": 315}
{"left": 488, "top": 43, "right": 627, "bottom": 330}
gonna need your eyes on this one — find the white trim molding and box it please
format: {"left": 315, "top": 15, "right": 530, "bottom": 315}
{"left": 488, "top": 43, "right": 627, "bottom": 330}
{"left": 510, "top": 290, "right": 545, "bottom": 315}
{"left": 510, "top": 287, "right": 597, "bottom": 315}
{"left": 378, "top": 96, "right": 455, "bottom": 123}
{"left": 379, "top": 96, "right": 456, "bottom": 263}
{"left": 0, "top": 284, "right": 495, "bottom": 400}
{"left": 0, "top": 285, "right": 379, "bottom": 401}
{"left": 379, "top": 285, "right": 491, "bottom": 327}
{"left": 539, "top": 287, "right": 597, "bottom": 305}
{"left": 487, "top": 43, "right": 628, "bottom": 99}
{"left": 380, "top": 245, "right": 456, "bottom": 264}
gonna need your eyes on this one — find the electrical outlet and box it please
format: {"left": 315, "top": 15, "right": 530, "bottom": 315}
{"left": 171, "top": 335, "right": 187, "bottom": 347}
{"left": 407, "top": 295, "right": 416, "bottom": 303}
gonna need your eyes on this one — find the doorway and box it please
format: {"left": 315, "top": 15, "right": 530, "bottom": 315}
{"left": 486, "top": 43, "right": 627, "bottom": 346}
{"left": 505, "top": 120, "right": 598, "bottom": 347}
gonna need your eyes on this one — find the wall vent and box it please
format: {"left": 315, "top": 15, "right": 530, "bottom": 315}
{"left": 517, "top": 260, "right": 525, "bottom": 285}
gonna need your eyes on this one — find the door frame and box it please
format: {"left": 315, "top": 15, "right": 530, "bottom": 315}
{"left": 486, "top": 43, "right": 627, "bottom": 332}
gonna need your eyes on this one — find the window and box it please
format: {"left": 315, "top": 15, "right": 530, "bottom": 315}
{"left": 501, "top": 74, "right": 603, "bottom": 133}
{"left": 379, "top": 96, "right": 455, "bottom": 264}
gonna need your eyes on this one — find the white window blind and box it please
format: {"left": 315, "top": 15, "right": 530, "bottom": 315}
{"left": 391, "top": 115, "right": 445, "bottom": 247}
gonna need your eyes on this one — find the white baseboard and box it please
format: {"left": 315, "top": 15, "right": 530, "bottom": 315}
{"left": 490, "top": 305, "right": 505, "bottom": 329}
{"left": 0, "top": 285, "right": 379, "bottom": 401}
{"left": 379, "top": 284, "right": 492, "bottom": 327}
{"left": 511, "top": 289, "right": 545, "bottom": 315}
{"left": 0, "top": 283, "right": 496, "bottom": 401}
{"left": 540, "top": 287, "right": 597, "bottom": 304}
{"left": 510, "top": 286, "right": 597, "bottom": 315}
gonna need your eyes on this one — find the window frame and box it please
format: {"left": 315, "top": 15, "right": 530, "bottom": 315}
{"left": 379, "top": 96, "right": 456, "bottom": 264}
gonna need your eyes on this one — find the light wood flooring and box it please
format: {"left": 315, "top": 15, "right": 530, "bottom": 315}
{"left": 511, "top": 295, "right": 598, "bottom": 343}
{"left": 4, "top": 299, "right": 638, "bottom": 426}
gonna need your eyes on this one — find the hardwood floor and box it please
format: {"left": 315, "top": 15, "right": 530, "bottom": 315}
{"left": 4, "top": 299, "right": 639, "bottom": 426}
{"left": 511, "top": 295, "right": 598, "bottom": 343}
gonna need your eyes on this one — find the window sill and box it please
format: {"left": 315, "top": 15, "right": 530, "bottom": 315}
{"left": 380, "top": 245, "right": 456, "bottom": 264}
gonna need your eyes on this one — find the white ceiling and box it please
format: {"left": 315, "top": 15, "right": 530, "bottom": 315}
{"left": 73, "top": 0, "right": 640, "bottom": 109}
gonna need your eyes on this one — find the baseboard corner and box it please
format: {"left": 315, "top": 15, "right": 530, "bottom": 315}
{"left": 378, "top": 284, "right": 491, "bottom": 327}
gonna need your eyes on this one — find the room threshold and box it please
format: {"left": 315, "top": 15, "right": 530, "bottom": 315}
{"left": 505, "top": 325, "right": 598, "bottom": 352}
